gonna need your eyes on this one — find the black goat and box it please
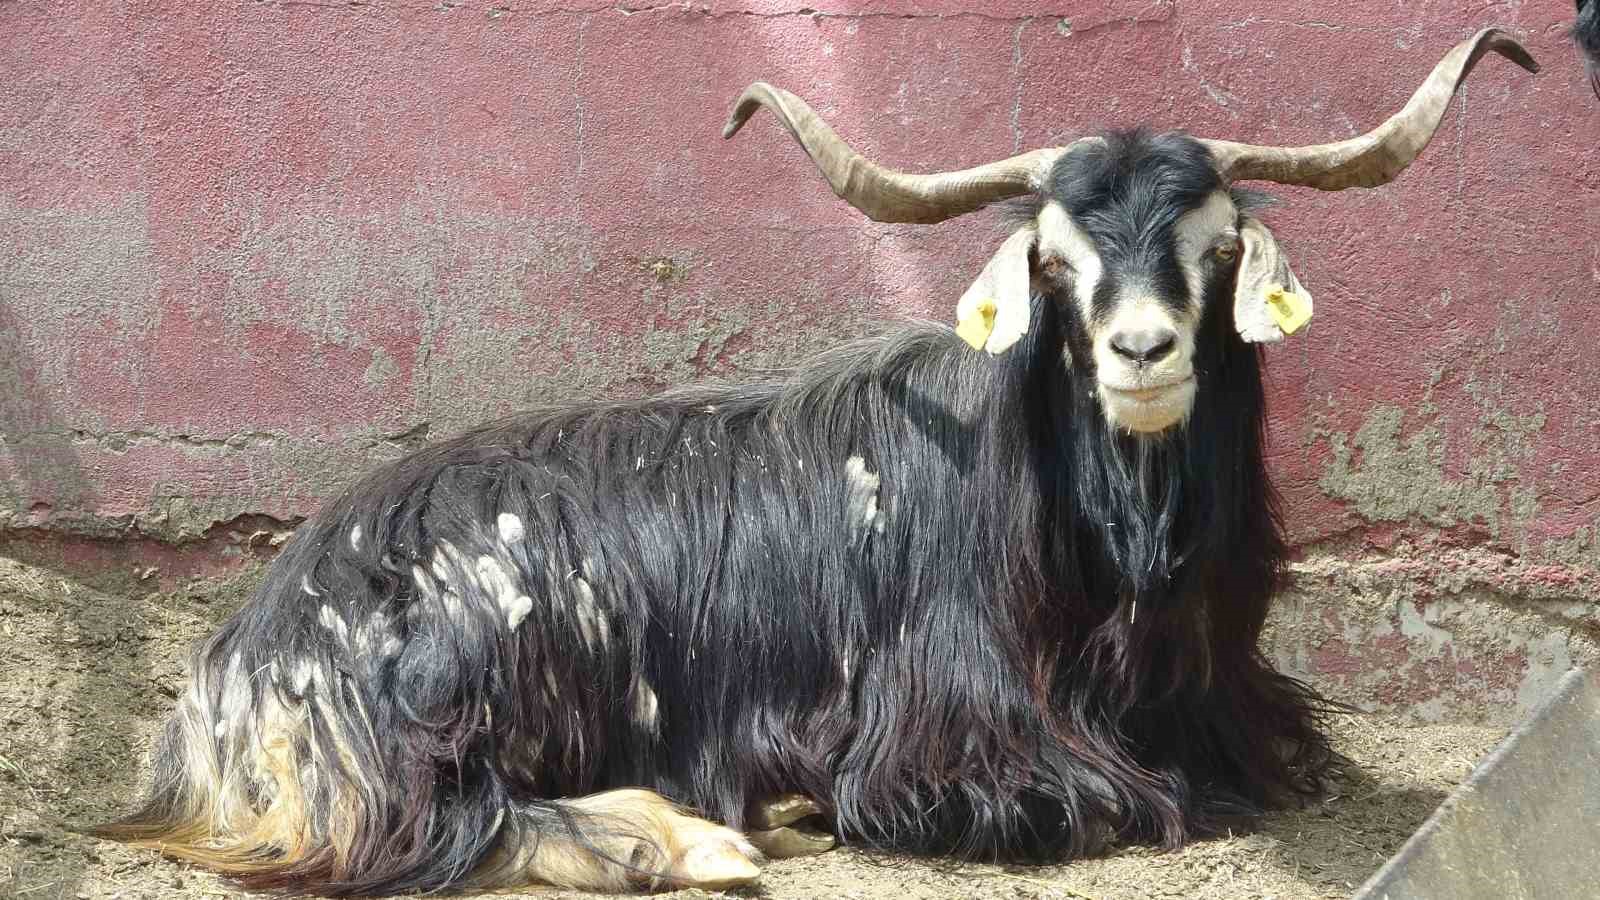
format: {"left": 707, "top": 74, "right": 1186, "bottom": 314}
{"left": 87, "top": 29, "right": 1536, "bottom": 897}
{"left": 1579, "top": 0, "right": 1600, "bottom": 95}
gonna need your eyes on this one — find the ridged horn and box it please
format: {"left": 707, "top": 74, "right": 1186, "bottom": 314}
{"left": 1200, "top": 28, "right": 1538, "bottom": 190}
{"left": 724, "top": 81, "right": 1082, "bottom": 224}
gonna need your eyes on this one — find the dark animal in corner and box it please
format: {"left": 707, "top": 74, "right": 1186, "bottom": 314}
{"left": 1578, "top": 0, "right": 1600, "bottom": 95}
{"left": 85, "top": 29, "right": 1537, "bottom": 897}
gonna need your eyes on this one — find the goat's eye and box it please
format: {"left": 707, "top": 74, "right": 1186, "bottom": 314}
{"left": 1213, "top": 241, "right": 1240, "bottom": 263}
{"left": 1039, "top": 256, "right": 1072, "bottom": 279}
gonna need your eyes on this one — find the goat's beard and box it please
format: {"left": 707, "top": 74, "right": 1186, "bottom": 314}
{"left": 1054, "top": 306, "right": 1209, "bottom": 601}
{"left": 1070, "top": 394, "right": 1194, "bottom": 602}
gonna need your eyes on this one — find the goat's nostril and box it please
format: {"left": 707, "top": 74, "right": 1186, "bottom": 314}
{"left": 1109, "top": 328, "right": 1178, "bottom": 364}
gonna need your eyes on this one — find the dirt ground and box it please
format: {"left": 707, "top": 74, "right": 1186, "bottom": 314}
{"left": 0, "top": 553, "right": 1505, "bottom": 900}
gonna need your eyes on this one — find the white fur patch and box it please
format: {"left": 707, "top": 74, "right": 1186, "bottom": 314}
{"left": 844, "top": 456, "right": 886, "bottom": 534}
{"left": 504, "top": 595, "right": 533, "bottom": 629}
{"left": 411, "top": 564, "right": 436, "bottom": 601}
{"left": 215, "top": 651, "right": 251, "bottom": 741}
{"left": 634, "top": 679, "right": 659, "bottom": 730}
{"left": 412, "top": 562, "right": 463, "bottom": 620}
{"left": 301, "top": 574, "right": 320, "bottom": 597}
{"left": 432, "top": 540, "right": 465, "bottom": 582}
{"left": 354, "top": 611, "right": 403, "bottom": 659}
{"left": 1100, "top": 298, "right": 1185, "bottom": 360}
{"left": 349, "top": 524, "right": 363, "bottom": 552}
{"left": 318, "top": 604, "right": 350, "bottom": 647}
{"left": 1172, "top": 191, "right": 1238, "bottom": 314}
{"left": 290, "top": 658, "right": 316, "bottom": 696}
{"left": 1036, "top": 201, "right": 1103, "bottom": 324}
{"left": 475, "top": 554, "right": 533, "bottom": 629}
{"left": 571, "top": 575, "right": 610, "bottom": 650}
{"left": 496, "top": 512, "right": 524, "bottom": 544}
{"left": 423, "top": 542, "right": 477, "bottom": 620}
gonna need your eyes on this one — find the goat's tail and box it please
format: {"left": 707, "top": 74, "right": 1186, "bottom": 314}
{"left": 81, "top": 624, "right": 760, "bottom": 896}
{"left": 77, "top": 637, "right": 472, "bottom": 894}
{"left": 80, "top": 656, "right": 367, "bottom": 888}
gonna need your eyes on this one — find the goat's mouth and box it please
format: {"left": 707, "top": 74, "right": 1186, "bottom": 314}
{"left": 1098, "top": 377, "right": 1197, "bottom": 434}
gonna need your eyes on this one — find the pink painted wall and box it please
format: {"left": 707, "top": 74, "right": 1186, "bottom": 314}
{"left": 2, "top": 1, "right": 1596, "bottom": 593}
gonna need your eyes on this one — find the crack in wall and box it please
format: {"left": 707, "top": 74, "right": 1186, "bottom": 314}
{"left": 251, "top": 1, "right": 1094, "bottom": 25}
{"left": 1007, "top": 19, "right": 1028, "bottom": 153}
{"left": 4, "top": 424, "right": 432, "bottom": 454}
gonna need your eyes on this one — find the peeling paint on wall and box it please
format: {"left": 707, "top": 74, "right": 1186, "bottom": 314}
{"left": 1267, "top": 553, "right": 1599, "bottom": 725}
{"left": 1544, "top": 522, "right": 1600, "bottom": 571}
{"left": 1316, "top": 375, "right": 1546, "bottom": 545}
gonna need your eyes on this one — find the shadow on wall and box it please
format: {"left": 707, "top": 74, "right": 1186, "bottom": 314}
{"left": 0, "top": 297, "right": 92, "bottom": 529}
{"left": 0, "top": 297, "right": 163, "bottom": 900}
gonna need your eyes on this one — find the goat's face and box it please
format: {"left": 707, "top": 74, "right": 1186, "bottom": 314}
{"left": 1039, "top": 133, "right": 1239, "bottom": 435}
{"left": 958, "top": 132, "right": 1311, "bottom": 436}
{"left": 1030, "top": 132, "right": 1280, "bottom": 435}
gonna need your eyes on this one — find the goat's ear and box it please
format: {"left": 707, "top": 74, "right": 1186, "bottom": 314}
{"left": 956, "top": 225, "right": 1038, "bottom": 354}
{"left": 1233, "top": 215, "right": 1314, "bottom": 344}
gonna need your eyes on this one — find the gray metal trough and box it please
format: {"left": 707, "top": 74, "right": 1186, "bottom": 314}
{"left": 1353, "top": 668, "right": 1599, "bottom": 900}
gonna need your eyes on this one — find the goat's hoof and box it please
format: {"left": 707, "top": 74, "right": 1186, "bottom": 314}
{"left": 746, "top": 794, "right": 834, "bottom": 858}
{"left": 671, "top": 839, "right": 762, "bottom": 889}
{"left": 747, "top": 823, "right": 837, "bottom": 858}
{"left": 748, "top": 793, "right": 826, "bottom": 830}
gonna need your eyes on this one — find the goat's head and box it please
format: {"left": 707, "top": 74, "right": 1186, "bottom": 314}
{"left": 725, "top": 28, "right": 1537, "bottom": 435}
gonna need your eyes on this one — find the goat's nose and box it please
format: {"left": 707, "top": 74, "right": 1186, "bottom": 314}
{"left": 1109, "top": 328, "right": 1178, "bottom": 365}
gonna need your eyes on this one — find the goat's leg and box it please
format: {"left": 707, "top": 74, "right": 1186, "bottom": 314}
{"left": 479, "top": 789, "right": 762, "bottom": 891}
{"left": 746, "top": 793, "right": 837, "bottom": 858}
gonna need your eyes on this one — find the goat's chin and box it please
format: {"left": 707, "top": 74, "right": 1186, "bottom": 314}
{"left": 1098, "top": 378, "right": 1196, "bottom": 435}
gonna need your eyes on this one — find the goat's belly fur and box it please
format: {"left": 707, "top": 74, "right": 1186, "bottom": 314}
{"left": 87, "top": 328, "right": 1334, "bottom": 895}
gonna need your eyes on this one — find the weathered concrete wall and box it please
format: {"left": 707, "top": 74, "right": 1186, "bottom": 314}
{"left": 3, "top": 2, "right": 1597, "bottom": 718}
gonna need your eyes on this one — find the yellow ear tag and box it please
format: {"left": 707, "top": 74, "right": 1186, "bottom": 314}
{"left": 956, "top": 298, "right": 999, "bottom": 350}
{"left": 1264, "top": 284, "right": 1312, "bottom": 335}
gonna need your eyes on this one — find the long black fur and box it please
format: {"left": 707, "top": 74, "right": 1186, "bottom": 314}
{"left": 1579, "top": 0, "right": 1600, "bottom": 97}
{"left": 92, "top": 131, "right": 1334, "bottom": 895}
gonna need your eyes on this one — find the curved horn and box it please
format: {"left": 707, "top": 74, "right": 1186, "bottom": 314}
{"left": 723, "top": 81, "right": 1075, "bottom": 224}
{"left": 1201, "top": 28, "right": 1538, "bottom": 190}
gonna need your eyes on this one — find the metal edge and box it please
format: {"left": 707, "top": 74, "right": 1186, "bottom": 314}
{"left": 1350, "top": 667, "right": 1591, "bottom": 900}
